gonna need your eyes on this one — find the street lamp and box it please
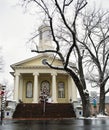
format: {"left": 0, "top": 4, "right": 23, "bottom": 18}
{"left": 39, "top": 91, "right": 48, "bottom": 116}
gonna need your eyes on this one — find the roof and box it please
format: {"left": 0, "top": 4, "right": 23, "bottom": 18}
{"left": 10, "top": 54, "right": 62, "bottom": 70}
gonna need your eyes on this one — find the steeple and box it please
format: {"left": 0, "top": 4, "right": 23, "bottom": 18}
{"left": 38, "top": 24, "right": 53, "bottom": 51}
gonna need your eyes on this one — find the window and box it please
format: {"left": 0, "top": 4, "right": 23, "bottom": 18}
{"left": 40, "top": 81, "right": 50, "bottom": 96}
{"left": 58, "top": 82, "right": 65, "bottom": 98}
{"left": 26, "top": 81, "right": 33, "bottom": 98}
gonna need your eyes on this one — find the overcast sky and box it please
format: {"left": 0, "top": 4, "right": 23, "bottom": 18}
{"left": 0, "top": 0, "right": 38, "bottom": 86}
{"left": 0, "top": 0, "right": 109, "bottom": 87}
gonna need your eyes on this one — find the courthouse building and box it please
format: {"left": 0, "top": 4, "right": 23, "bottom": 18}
{"left": 10, "top": 24, "right": 77, "bottom": 104}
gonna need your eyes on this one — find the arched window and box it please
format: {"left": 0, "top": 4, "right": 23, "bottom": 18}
{"left": 26, "top": 81, "right": 33, "bottom": 98}
{"left": 40, "top": 80, "right": 50, "bottom": 96}
{"left": 58, "top": 82, "right": 65, "bottom": 98}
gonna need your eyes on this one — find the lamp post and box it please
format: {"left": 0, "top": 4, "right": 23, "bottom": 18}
{"left": 39, "top": 92, "right": 48, "bottom": 116}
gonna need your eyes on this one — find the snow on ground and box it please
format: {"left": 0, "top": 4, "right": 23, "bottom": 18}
{"left": 96, "top": 114, "right": 109, "bottom": 118}
{"left": 79, "top": 114, "right": 109, "bottom": 119}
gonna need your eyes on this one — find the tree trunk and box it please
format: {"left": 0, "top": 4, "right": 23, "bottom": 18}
{"left": 99, "top": 85, "right": 105, "bottom": 114}
{"left": 81, "top": 92, "right": 91, "bottom": 117}
{"left": 66, "top": 68, "right": 91, "bottom": 117}
{"left": 77, "top": 87, "right": 91, "bottom": 117}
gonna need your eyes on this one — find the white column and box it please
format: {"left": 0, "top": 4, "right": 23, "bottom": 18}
{"left": 71, "top": 78, "right": 77, "bottom": 102}
{"left": 68, "top": 76, "right": 73, "bottom": 102}
{"left": 51, "top": 72, "right": 57, "bottom": 103}
{"left": 19, "top": 76, "right": 23, "bottom": 101}
{"left": 33, "top": 72, "right": 39, "bottom": 103}
{"left": 14, "top": 72, "right": 20, "bottom": 102}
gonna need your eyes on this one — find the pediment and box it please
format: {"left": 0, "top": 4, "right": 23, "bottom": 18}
{"left": 11, "top": 54, "right": 63, "bottom": 70}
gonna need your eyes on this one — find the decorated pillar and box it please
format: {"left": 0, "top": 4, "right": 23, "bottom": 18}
{"left": 33, "top": 72, "right": 39, "bottom": 103}
{"left": 14, "top": 72, "right": 20, "bottom": 102}
{"left": 51, "top": 72, "right": 57, "bottom": 103}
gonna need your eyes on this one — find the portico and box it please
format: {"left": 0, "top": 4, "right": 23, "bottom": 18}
{"left": 11, "top": 23, "right": 77, "bottom": 104}
{"left": 12, "top": 61, "right": 77, "bottom": 104}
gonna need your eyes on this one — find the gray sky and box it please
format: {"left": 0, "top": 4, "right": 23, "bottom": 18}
{"left": 0, "top": 0, "right": 38, "bottom": 86}
{"left": 0, "top": 0, "right": 109, "bottom": 87}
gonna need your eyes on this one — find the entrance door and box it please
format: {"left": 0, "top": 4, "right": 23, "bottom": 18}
{"left": 40, "top": 80, "right": 50, "bottom": 96}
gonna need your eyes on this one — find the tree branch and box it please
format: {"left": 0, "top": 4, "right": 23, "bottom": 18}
{"left": 105, "top": 88, "right": 109, "bottom": 95}
{"left": 63, "top": 0, "right": 74, "bottom": 12}
{"left": 49, "top": 17, "right": 60, "bottom": 52}
{"left": 103, "top": 53, "right": 109, "bottom": 74}
{"left": 45, "top": 61, "right": 65, "bottom": 70}
{"left": 31, "top": 48, "right": 65, "bottom": 63}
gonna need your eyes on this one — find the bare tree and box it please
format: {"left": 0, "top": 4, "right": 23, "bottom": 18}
{"left": 21, "top": 0, "right": 91, "bottom": 117}
{"left": 0, "top": 47, "right": 3, "bottom": 72}
{"left": 78, "top": 8, "right": 109, "bottom": 114}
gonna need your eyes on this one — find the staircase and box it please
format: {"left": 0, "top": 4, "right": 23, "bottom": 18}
{"left": 13, "top": 103, "right": 76, "bottom": 119}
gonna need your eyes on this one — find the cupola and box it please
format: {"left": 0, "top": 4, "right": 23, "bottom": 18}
{"left": 38, "top": 24, "right": 53, "bottom": 51}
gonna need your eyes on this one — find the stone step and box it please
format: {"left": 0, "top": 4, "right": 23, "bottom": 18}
{"left": 13, "top": 103, "right": 76, "bottom": 118}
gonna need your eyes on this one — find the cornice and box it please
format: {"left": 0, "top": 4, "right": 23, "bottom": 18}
{"left": 13, "top": 65, "right": 49, "bottom": 69}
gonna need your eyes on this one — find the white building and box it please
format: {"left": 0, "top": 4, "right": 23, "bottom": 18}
{"left": 10, "top": 24, "right": 77, "bottom": 104}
